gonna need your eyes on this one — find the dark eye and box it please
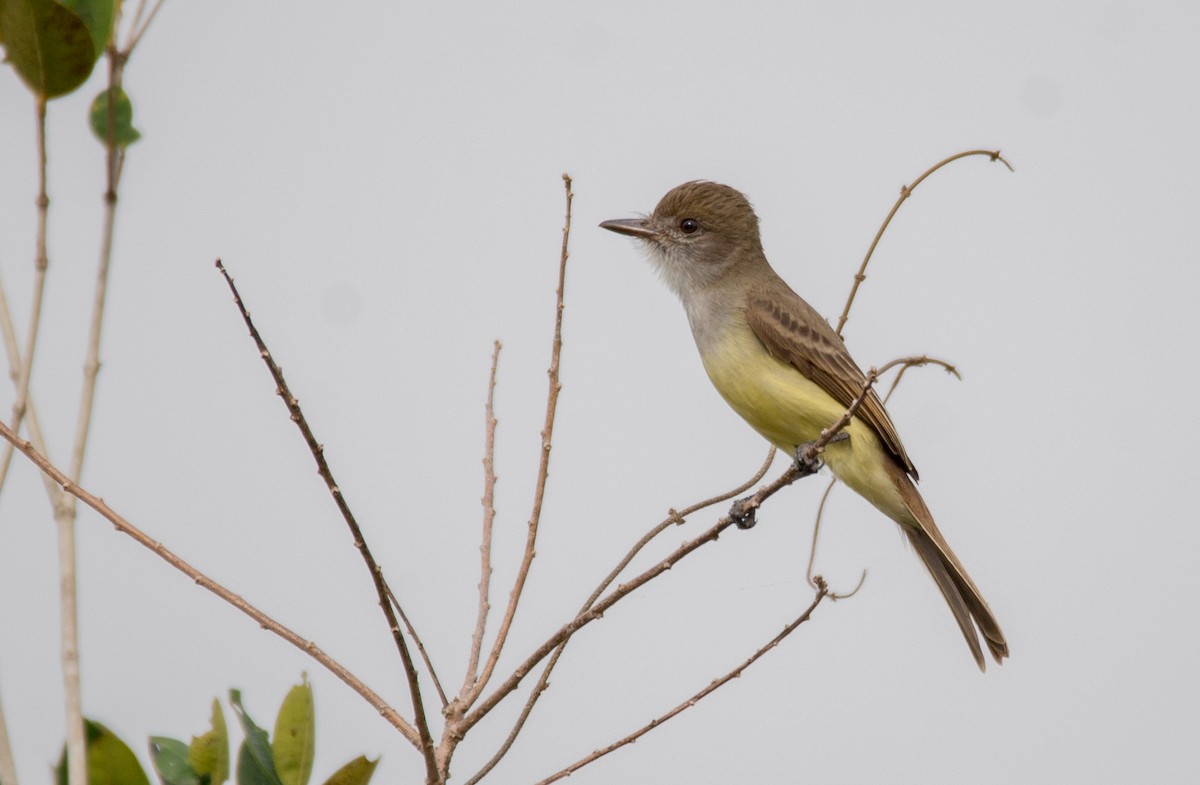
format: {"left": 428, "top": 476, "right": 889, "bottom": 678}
{"left": 680, "top": 218, "right": 700, "bottom": 234}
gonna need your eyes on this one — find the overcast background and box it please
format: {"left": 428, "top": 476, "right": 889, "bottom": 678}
{"left": 1, "top": 2, "right": 1197, "bottom": 784}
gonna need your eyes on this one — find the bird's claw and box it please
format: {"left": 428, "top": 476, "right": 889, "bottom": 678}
{"left": 793, "top": 432, "right": 849, "bottom": 476}
{"left": 729, "top": 496, "right": 758, "bottom": 529}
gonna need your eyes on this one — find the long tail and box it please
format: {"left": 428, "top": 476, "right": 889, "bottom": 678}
{"left": 892, "top": 466, "right": 1008, "bottom": 671}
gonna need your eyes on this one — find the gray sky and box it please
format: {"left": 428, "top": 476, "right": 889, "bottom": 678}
{"left": 1, "top": 2, "right": 1197, "bottom": 783}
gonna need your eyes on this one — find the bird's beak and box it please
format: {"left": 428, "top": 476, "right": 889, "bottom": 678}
{"left": 599, "top": 218, "right": 659, "bottom": 240}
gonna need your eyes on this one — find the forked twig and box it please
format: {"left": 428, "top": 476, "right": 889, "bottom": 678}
{"left": 214, "top": 260, "right": 439, "bottom": 778}
{"left": 0, "top": 419, "right": 417, "bottom": 745}
{"left": 123, "top": 0, "right": 168, "bottom": 54}
{"left": 384, "top": 582, "right": 448, "bottom": 709}
{"left": 835, "top": 149, "right": 1013, "bottom": 338}
{"left": 463, "top": 447, "right": 778, "bottom": 784}
{"left": 534, "top": 580, "right": 830, "bottom": 785}
{"left": 468, "top": 174, "right": 574, "bottom": 704}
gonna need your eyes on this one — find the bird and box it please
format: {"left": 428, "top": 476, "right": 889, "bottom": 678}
{"left": 600, "top": 180, "right": 1007, "bottom": 670}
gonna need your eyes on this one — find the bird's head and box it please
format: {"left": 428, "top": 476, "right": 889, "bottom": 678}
{"left": 601, "top": 181, "right": 763, "bottom": 298}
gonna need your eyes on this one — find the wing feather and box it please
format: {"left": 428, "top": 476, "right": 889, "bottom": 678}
{"left": 744, "top": 285, "right": 918, "bottom": 478}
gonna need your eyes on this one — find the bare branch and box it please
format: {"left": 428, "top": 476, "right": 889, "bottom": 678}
{"left": 835, "top": 149, "right": 1013, "bottom": 338}
{"left": 463, "top": 447, "right": 778, "bottom": 784}
{"left": 881, "top": 355, "right": 960, "bottom": 402}
{"left": 0, "top": 420, "right": 419, "bottom": 747}
{"left": 0, "top": 99, "right": 51, "bottom": 496}
{"left": 805, "top": 478, "right": 841, "bottom": 592}
{"left": 469, "top": 174, "right": 574, "bottom": 704}
{"left": 461, "top": 341, "right": 502, "bottom": 699}
{"left": 214, "top": 260, "right": 439, "bottom": 779}
{"left": 66, "top": 51, "right": 128, "bottom": 516}
{"left": 0, "top": 232, "right": 61, "bottom": 510}
{"left": 534, "top": 580, "right": 830, "bottom": 785}
{"left": 0, "top": 97, "right": 90, "bottom": 785}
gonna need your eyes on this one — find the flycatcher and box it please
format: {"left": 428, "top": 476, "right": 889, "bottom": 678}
{"left": 601, "top": 181, "right": 1007, "bottom": 670}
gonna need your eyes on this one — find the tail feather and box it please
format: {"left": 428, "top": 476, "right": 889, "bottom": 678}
{"left": 894, "top": 468, "right": 1009, "bottom": 670}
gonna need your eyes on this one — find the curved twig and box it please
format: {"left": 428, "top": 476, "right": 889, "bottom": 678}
{"left": 834, "top": 150, "right": 1013, "bottom": 337}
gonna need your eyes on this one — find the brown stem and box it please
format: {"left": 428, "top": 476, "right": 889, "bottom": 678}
{"left": 214, "top": 261, "right": 439, "bottom": 781}
{"left": 385, "top": 583, "right": 448, "bottom": 709}
{"left": 0, "top": 419, "right": 418, "bottom": 746}
{"left": 468, "top": 175, "right": 573, "bottom": 706}
{"left": 0, "top": 98, "right": 51, "bottom": 492}
{"left": 533, "top": 581, "right": 830, "bottom": 784}
{"left": 834, "top": 150, "right": 1013, "bottom": 338}
{"left": 461, "top": 445, "right": 813, "bottom": 735}
{"left": 461, "top": 341, "right": 502, "bottom": 699}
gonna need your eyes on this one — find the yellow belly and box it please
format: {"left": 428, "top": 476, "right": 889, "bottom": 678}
{"left": 700, "top": 325, "right": 910, "bottom": 525}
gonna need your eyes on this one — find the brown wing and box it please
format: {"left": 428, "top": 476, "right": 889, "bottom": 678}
{"left": 744, "top": 283, "right": 918, "bottom": 478}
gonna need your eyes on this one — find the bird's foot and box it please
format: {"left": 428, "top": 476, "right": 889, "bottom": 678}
{"left": 729, "top": 496, "right": 758, "bottom": 529}
{"left": 792, "top": 432, "right": 849, "bottom": 477}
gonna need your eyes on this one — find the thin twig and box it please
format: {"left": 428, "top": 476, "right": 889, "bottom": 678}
{"left": 0, "top": 419, "right": 418, "bottom": 746}
{"left": 461, "top": 341, "right": 502, "bottom": 699}
{"left": 0, "top": 99, "right": 51, "bottom": 494}
{"left": 11, "top": 96, "right": 89, "bottom": 785}
{"left": 384, "top": 582, "right": 448, "bottom": 709}
{"left": 126, "top": 0, "right": 149, "bottom": 35}
{"left": 65, "top": 51, "right": 126, "bottom": 516}
{"left": 469, "top": 174, "right": 573, "bottom": 705}
{"left": 533, "top": 580, "right": 830, "bottom": 785}
{"left": 123, "top": 0, "right": 168, "bottom": 54}
{"left": 834, "top": 149, "right": 1013, "bottom": 338}
{"left": 881, "top": 355, "right": 960, "bottom": 401}
{"left": 804, "top": 478, "right": 840, "bottom": 592}
{"left": 214, "top": 260, "right": 439, "bottom": 781}
{"left": 463, "top": 447, "right": 777, "bottom": 785}
{"left": 0, "top": 216, "right": 62, "bottom": 510}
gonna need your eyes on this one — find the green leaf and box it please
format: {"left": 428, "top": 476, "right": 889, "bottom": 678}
{"left": 89, "top": 84, "right": 141, "bottom": 145}
{"left": 58, "top": 0, "right": 115, "bottom": 59}
{"left": 56, "top": 720, "right": 152, "bottom": 785}
{"left": 271, "top": 677, "right": 315, "bottom": 785}
{"left": 190, "top": 699, "right": 230, "bottom": 785}
{"left": 0, "top": 0, "right": 110, "bottom": 98}
{"left": 149, "top": 738, "right": 200, "bottom": 785}
{"left": 229, "top": 691, "right": 283, "bottom": 785}
{"left": 319, "top": 758, "right": 377, "bottom": 785}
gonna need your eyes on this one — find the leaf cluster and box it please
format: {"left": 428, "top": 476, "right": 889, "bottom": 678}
{"left": 54, "top": 679, "right": 377, "bottom": 785}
